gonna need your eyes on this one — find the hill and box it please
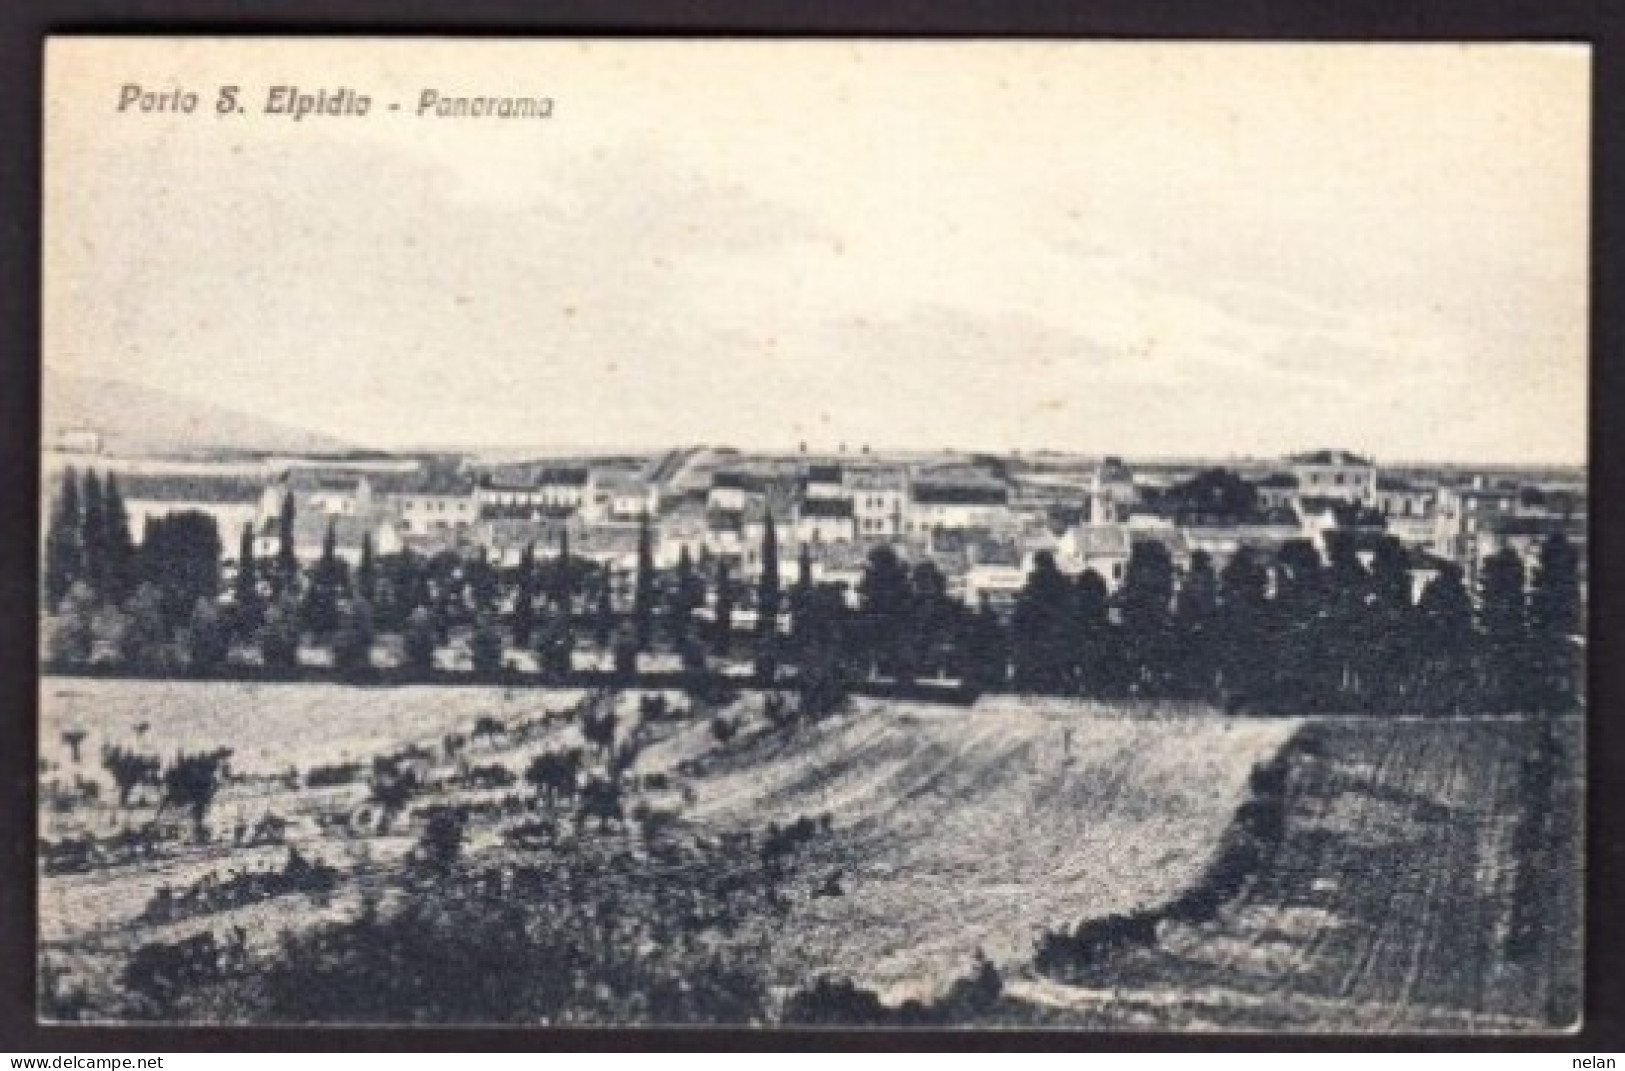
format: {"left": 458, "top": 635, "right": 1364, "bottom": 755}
{"left": 43, "top": 371, "right": 351, "bottom": 457}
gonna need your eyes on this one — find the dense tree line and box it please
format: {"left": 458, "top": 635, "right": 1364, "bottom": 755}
{"left": 42, "top": 470, "right": 1582, "bottom": 715}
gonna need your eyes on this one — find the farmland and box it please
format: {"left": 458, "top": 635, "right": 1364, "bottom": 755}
{"left": 37, "top": 678, "right": 1580, "bottom": 1029}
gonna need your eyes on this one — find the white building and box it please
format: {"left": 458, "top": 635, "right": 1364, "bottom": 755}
{"left": 795, "top": 498, "right": 856, "bottom": 545}
{"left": 1288, "top": 449, "right": 1377, "bottom": 505}
{"left": 848, "top": 469, "right": 907, "bottom": 538}
{"left": 1088, "top": 457, "right": 1138, "bottom": 523}
{"left": 906, "top": 481, "right": 1011, "bottom": 534}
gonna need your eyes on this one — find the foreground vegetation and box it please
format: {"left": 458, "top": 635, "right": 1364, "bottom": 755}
{"left": 39, "top": 677, "right": 1578, "bottom": 1028}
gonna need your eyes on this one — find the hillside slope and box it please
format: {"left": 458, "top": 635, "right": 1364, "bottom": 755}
{"left": 43, "top": 370, "right": 351, "bottom": 456}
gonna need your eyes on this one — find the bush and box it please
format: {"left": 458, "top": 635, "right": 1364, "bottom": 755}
{"left": 305, "top": 762, "right": 363, "bottom": 788}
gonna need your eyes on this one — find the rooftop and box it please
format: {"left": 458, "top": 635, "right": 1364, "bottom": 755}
{"left": 1290, "top": 449, "right": 1375, "bottom": 468}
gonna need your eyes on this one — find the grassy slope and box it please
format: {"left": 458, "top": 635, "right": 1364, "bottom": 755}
{"left": 679, "top": 696, "right": 1299, "bottom": 1002}
{"left": 999, "top": 716, "right": 1584, "bottom": 1032}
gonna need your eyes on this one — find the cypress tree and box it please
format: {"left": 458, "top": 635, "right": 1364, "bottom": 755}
{"left": 633, "top": 511, "right": 655, "bottom": 651}
{"left": 1010, "top": 551, "right": 1073, "bottom": 694}
{"left": 1479, "top": 548, "right": 1529, "bottom": 713}
{"left": 275, "top": 491, "right": 299, "bottom": 597}
{"left": 713, "top": 561, "right": 734, "bottom": 657}
{"left": 858, "top": 545, "right": 914, "bottom": 680}
{"left": 357, "top": 532, "right": 377, "bottom": 604}
{"left": 235, "top": 522, "right": 262, "bottom": 637}
{"left": 302, "top": 520, "right": 343, "bottom": 638}
{"left": 670, "top": 544, "right": 704, "bottom": 643}
{"left": 1118, "top": 540, "right": 1177, "bottom": 695}
{"left": 1529, "top": 532, "right": 1582, "bottom": 713}
{"left": 1218, "top": 547, "right": 1270, "bottom": 708}
{"left": 80, "top": 470, "right": 107, "bottom": 603}
{"left": 1174, "top": 550, "right": 1220, "bottom": 699}
{"left": 44, "top": 467, "right": 83, "bottom": 611}
{"left": 513, "top": 541, "right": 537, "bottom": 648}
{"left": 552, "top": 528, "right": 573, "bottom": 610}
{"left": 757, "top": 511, "right": 781, "bottom": 642}
{"left": 102, "top": 474, "right": 136, "bottom": 606}
{"left": 1417, "top": 563, "right": 1474, "bottom": 715}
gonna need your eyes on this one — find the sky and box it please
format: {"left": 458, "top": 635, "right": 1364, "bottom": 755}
{"left": 44, "top": 40, "right": 1590, "bottom": 463}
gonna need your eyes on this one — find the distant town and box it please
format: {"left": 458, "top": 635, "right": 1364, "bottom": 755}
{"left": 43, "top": 428, "right": 1588, "bottom": 618}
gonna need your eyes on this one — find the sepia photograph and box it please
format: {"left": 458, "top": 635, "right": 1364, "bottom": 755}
{"left": 36, "top": 38, "right": 1588, "bottom": 1031}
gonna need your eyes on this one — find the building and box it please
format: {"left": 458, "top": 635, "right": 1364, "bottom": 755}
{"left": 52, "top": 428, "right": 103, "bottom": 455}
{"left": 1374, "top": 475, "right": 1434, "bottom": 520}
{"left": 795, "top": 497, "right": 857, "bottom": 545}
{"left": 115, "top": 473, "right": 265, "bottom": 555}
{"left": 386, "top": 486, "right": 479, "bottom": 536}
{"left": 1252, "top": 472, "right": 1300, "bottom": 511}
{"left": 1088, "top": 457, "right": 1138, "bottom": 523}
{"left": 1288, "top": 449, "right": 1377, "bottom": 505}
{"left": 589, "top": 471, "right": 658, "bottom": 524}
{"left": 1434, "top": 479, "right": 1521, "bottom": 561}
{"left": 803, "top": 463, "right": 846, "bottom": 501}
{"left": 906, "top": 480, "right": 1011, "bottom": 534}
{"left": 848, "top": 469, "right": 908, "bottom": 538}
{"left": 1054, "top": 523, "right": 1133, "bottom": 590}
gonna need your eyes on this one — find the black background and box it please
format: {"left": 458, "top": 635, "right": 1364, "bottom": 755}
{"left": 0, "top": 0, "right": 1621, "bottom": 1053}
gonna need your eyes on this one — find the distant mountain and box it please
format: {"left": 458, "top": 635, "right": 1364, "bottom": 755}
{"left": 43, "top": 371, "right": 352, "bottom": 457}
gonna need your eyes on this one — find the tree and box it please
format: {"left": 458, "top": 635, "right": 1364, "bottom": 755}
{"left": 402, "top": 606, "right": 438, "bottom": 678}
{"left": 1271, "top": 539, "right": 1328, "bottom": 710}
{"left": 1173, "top": 551, "right": 1220, "bottom": 699}
{"left": 102, "top": 474, "right": 136, "bottom": 605}
{"left": 1417, "top": 563, "right": 1474, "bottom": 715}
{"left": 274, "top": 491, "right": 299, "bottom": 598}
{"left": 790, "top": 543, "right": 814, "bottom": 642}
{"left": 550, "top": 529, "right": 575, "bottom": 610}
{"left": 259, "top": 594, "right": 302, "bottom": 673}
{"left": 45, "top": 582, "right": 96, "bottom": 667}
{"left": 1218, "top": 548, "right": 1270, "bottom": 706}
{"left": 159, "top": 751, "right": 228, "bottom": 841}
{"left": 908, "top": 562, "right": 956, "bottom": 680}
{"left": 757, "top": 512, "right": 782, "bottom": 643}
{"left": 1366, "top": 537, "right": 1417, "bottom": 710}
{"left": 512, "top": 542, "right": 537, "bottom": 648}
{"left": 957, "top": 599, "right": 1009, "bottom": 691}
{"left": 470, "top": 612, "right": 504, "bottom": 677}
{"left": 357, "top": 533, "right": 377, "bottom": 605}
{"left": 1479, "top": 547, "right": 1530, "bottom": 713}
{"left": 1322, "top": 532, "right": 1376, "bottom": 705}
{"left": 1011, "top": 551, "right": 1074, "bottom": 694}
{"left": 465, "top": 548, "right": 498, "bottom": 614}
{"left": 797, "top": 584, "right": 852, "bottom": 717}
{"left": 858, "top": 545, "right": 914, "bottom": 680}
{"left": 137, "top": 511, "right": 223, "bottom": 632}
{"left": 102, "top": 745, "right": 161, "bottom": 809}
{"left": 80, "top": 470, "right": 107, "bottom": 602}
{"left": 44, "top": 467, "right": 83, "bottom": 611}
{"left": 118, "top": 583, "right": 174, "bottom": 671}
{"left": 301, "top": 521, "right": 346, "bottom": 639}
{"left": 535, "top": 609, "right": 575, "bottom": 681}
{"left": 593, "top": 571, "right": 615, "bottom": 649}
{"left": 185, "top": 597, "right": 230, "bottom": 675}
{"left": 1529, "top": 532, "right": 1582, "bottom": 713}
{"left": 669, "top": 545, "right": 705, "bottom": 644}
{"left": 632, "top": 512, "right": 656, "bottom": 651}
{"left": 333, "top": 598, "right": 376, "bottom": 678}
{"left": 1165, "top": 468, "right": 1260, "bottom": 522}
{"left": 234, "top": 523, "right": 263, "bottom": 640}
{"left": 1117, "top": 540, "right": 1176, "bottom": 695}
{"left": 712, "top": 562, "right": 735, "bottom": 657}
